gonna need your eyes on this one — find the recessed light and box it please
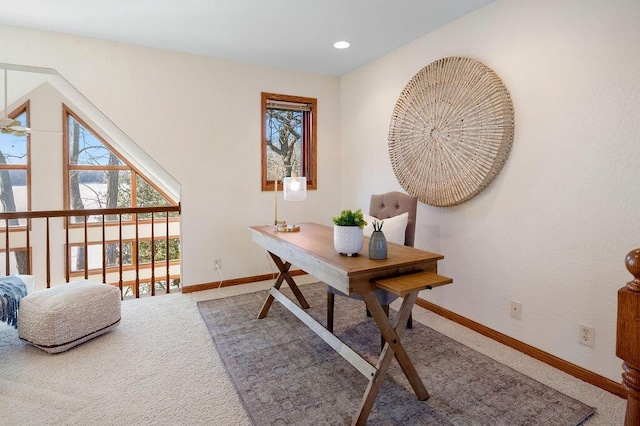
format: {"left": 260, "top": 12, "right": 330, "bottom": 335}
{"left": 333, "top": 41, "right": 350, "bottom": 49}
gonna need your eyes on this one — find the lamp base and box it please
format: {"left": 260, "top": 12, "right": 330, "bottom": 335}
{"left": 275, "top": 222, "right": 300, "bottom": 232}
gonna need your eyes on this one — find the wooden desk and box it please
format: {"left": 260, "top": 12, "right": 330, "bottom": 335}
{"left": 249, "top": 223, "right": 450, "bottom": 425}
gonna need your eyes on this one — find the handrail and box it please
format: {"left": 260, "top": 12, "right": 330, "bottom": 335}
{"left": 0, "top": 204, "right": 181, "bottom": 220}
{"left": 617, "top": 248, "right": 640, "bottom": 425}
{"left": 0, "top": 204, "right": 181, "bottom": 298}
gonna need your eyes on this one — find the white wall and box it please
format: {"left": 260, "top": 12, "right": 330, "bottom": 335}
{"left": 340, "top": 0, "right": 640, "bottom": 382}
{"left": 0, "top": 24, "right": 342, "bottom": 288}
{"left": 2, "top": 0, "right": 636, "bottom": 384}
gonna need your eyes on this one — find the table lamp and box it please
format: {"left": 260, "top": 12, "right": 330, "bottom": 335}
{"left": 274, "top": 166, "right": 306, "bottom": 232}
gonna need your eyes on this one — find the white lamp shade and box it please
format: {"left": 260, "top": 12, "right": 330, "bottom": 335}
{"left": 283, "top": 176, "right": 307, "bottom": 201}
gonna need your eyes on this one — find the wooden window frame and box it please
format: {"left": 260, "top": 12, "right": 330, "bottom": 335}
{"left": 68, "top": 236, "right": 181, "bottom": 276}
{"left": 0, "top": 247, "right": 31, "bottom": 274}
{"left": 0, "top": 101, "right": 31, "bottom": 221}
{"left": 261, "top": 92, "right": 317, "bottom": 191}
{"left": 62, "top": 105, "right": 178, "bottom": 225}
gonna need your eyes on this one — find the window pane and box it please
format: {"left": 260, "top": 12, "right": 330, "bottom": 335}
{"left": 261, "top": 93, "right": 316, "bottom": 192}
{"left": 135, "top": 176, "right": 176, "bottom": 219}
{"left": 0, "top": 112, "right": 27, "bottom": 165}
{"left": 0, "top": 249, "right": 28, "bottom": 275}
{"left": 265, "top": 108, "right": 303, "bottom": 181}
{"left": 0, "top": 169, "right": 27, "bottom": 225}
{"left": 137, "top": 238, "right": 180, "bottom": 263}
{"left": 69, "top": 170, "right": 131, "bottom": 209}
{"left": 70, "top": 239, "right": 179, "bottom": 272}
{"left": 70, "top": 242, "right": 133, "bottom": 272}
{"left": 69, "top": 170, "right": 131, "bottom": 223}
{"left": 68, "top": 115, "right": 122, "bottom": 166}
{"left": 136, "top": 177, "right": 169, "bottom": 207}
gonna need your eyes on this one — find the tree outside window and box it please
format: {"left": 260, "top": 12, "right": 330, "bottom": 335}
{"left": 261, "top": 93, "right": 317, "bottom": 191}
{"left": 63, "top": 106, "right": 180, "bottom": 282}
{"left": 64, "top": 107, "right": 177, "bottom": 217}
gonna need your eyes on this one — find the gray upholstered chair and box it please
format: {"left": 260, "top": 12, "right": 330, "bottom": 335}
{"left": 326, "top": 192, "right": 418, "bottom": 343}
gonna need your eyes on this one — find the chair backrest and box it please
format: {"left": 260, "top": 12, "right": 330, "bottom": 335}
{"left": 369, "top": 192, "right": 418, "bottom": 247}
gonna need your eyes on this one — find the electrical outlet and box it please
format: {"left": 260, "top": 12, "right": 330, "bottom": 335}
{"left": 510, "top": 300, "right": 522, "bottom": 320}
{"left": 579, "top": 324, "right": 595, "bottom": 347}
{"left": 214, "top": 258, "right": 221, "bottom": 270}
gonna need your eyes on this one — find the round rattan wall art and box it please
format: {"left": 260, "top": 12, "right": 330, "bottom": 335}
{"left": 388, "top": 57, "right": 514, "bottom": 207}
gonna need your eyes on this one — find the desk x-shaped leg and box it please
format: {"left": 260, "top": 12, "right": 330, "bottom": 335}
{"left": 258, "top": 252, "right": 310, "bottom": 319}
{"left": 354, "top": 290, "right": 429, "bottom": 425}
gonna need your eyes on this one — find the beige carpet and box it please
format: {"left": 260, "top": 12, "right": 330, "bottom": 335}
{"left": 0, "top": 277, "right": 627, "bottom": 425}
{"left": 0, "top": 291, "right": 250, "bottom": 425}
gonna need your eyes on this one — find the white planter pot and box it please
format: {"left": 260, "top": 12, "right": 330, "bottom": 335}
{"left": 333, "top": 225, "right": 363, "bottom": 256}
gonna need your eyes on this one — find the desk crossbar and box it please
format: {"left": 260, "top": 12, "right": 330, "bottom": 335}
{"left": 269, "top": 287, "right": 377, "bottom": 380}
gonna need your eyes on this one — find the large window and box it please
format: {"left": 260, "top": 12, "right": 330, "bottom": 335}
{"left": 63, "top": 106, "right": 176, "bottom": 221}
{"left": 0, "top": 102, "right": 29, "bottom": 274}
{"left": 261, "top": 93, "right": 317, "bottom": 191}
{"left": 63, "top": 105, "right": 180, "bottom": 286}
{"left": 0, "top": 102, "right": 30, "bottom": 222}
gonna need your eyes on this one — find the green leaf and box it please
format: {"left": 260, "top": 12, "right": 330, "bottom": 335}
{"left": 332, "top": 208, "right": 367, "bottom": 229}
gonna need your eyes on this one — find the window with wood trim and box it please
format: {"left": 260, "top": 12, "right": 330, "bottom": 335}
{"left": 63, "top": 106, "right": 177, "bottom": 220}
{"left": 63, "top": 105, "right": 180, "bottom": 279}
{"left": 0, "top": 102, "right": 30, "bottom": 275}
{"left": 261, "top": 93, "right": 317, "bottom": 191}
{"left": 69, "top": 237, "right": 181, "bottom": 272}
{"left": 0, "top": 102, "right": 30, "bottom": 224}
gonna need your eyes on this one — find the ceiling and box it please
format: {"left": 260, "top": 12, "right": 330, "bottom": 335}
{"left": 0, "top": 0, "right": 495, "bottom": 76}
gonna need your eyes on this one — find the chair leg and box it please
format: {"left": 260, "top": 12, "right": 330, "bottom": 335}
{"left": 327, "top": 291, "right": 335, "bottom": 332}
{"left": 381, "top": 304, "right": 390, "bottom": 351}
{"left": 407, "top": 313, "right": 413, "bottom": 329}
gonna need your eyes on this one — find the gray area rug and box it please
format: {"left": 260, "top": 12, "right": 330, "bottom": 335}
{"left": 197, "top": 283, "right": 595, "bottom": 425}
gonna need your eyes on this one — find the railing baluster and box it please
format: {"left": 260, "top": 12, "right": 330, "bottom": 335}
{"left": 135, "top": 213, "right": 140, "bottom": 298}
{"left": 83, "top": 215, "right": 88, "bottom": 280}
{"left": 25, "top": 218, "right": 31, "bottom": 274}
{"left": 65, "top": 216, "right": 70, "bottom": 283}
{"left": 5, "top": 218, "right": 9, "bottom": 275}
{"left": 119, "top": 213, "right": 123, "bottom": 300}
{"left": 151, "top": 214, "right": 155, "bottom": 297}
{"left": 166, "top": 212, "right": 170, "bottom": 294}
{"left": 46, "top": 217, "right": 51, "bottom": 288}
{"left": 102, "top": 214, "right": 106, "bottom": 284}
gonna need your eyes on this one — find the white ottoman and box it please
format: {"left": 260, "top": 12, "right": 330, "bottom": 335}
{"left": 18, "top": 280, "right": 121, "bottom": 354}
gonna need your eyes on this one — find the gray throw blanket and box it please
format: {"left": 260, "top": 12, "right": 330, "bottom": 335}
{"left": 0, "top": 276, "right": 27, "bottom": 328}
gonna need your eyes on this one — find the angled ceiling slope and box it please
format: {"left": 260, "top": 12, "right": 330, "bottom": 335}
{"left": 0, "top": 63, "right": 180, "bottom": 203}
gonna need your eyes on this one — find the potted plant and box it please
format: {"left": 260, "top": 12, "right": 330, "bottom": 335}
{"left": 332, "top": 209, "right": 367, "bottom": 256}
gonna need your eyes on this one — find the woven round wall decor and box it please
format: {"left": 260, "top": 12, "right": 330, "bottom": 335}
{"left": 388, "top": 57, "right": 514, "bottom": 207}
